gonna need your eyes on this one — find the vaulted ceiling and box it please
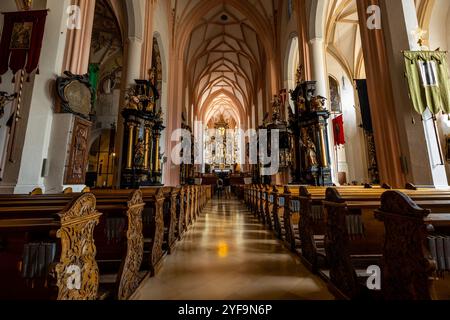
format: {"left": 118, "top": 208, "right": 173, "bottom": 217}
{"left": 175, "top": 0, "right": 277, "bottom": 127}
{"left": 325, "top": 0, "right": 365, "bottom": 79}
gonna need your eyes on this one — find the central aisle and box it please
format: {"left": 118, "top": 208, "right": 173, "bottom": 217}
{"left": 132, "top": 197, "right": 334, "bottom": 300}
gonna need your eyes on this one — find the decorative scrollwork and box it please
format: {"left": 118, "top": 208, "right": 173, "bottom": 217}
{"left": 177, "top": 187, "right": 186, "bottom": 238}
{"left": 167, "top": 188, "right": 178, "bottom": 250}
{"left": 55, "top": 193, "right": 102, "bottom": 300}
{"left": 117, "top": 190, "right": 145, "bottom": 300}
{"left": 150, "top": 189, "right": 165, "bottom": 273}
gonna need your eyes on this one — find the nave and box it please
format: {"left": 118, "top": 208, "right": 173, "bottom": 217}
{"left": 132, "top": 197, "right": 333, "bottom": 300}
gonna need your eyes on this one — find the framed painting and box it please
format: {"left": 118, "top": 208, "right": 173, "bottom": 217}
{"left": 10, "top": 22, "right": 33, "bottom": 50}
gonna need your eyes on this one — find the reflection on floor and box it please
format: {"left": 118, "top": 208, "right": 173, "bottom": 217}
{"left": 132, "top": 197, "right": 334, "bottom": 300}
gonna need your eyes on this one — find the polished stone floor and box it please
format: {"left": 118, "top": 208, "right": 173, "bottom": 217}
{"left": 132, "top": 197, "right": 334, "bottom": 300}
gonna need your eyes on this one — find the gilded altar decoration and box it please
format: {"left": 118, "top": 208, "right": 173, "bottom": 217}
{"left": 121, "top": 76, "right": 165, "bottom": 188}
{"left": 0, "top": 10, "right": 47, "bottom": 81}
{"left": 55, "top": 193, "right": 102, "bottom": 300}
{"left": 117, "top": 190, "right": 145, "bottom": 300}
{"left": 16, "top": 0, "right": 33, "bottom": 11}
{"left": 255, "top": 91, "right": 292, "bottom": 183}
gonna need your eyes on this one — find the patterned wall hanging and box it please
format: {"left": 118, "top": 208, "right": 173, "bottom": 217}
{"left": 0, "top": 10, "right": 48, "bottom": 82}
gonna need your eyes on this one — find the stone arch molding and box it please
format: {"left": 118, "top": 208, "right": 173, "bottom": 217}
{"left": 152, "top": 32, "right": 168, "bottom": 83}
{"left": 308, "top": 0, "right": 327, "bottom": 40}
{"left": 175, "top": 0, "right": 275, "bottom": 59}
{"left": 199, "top": 89, "right": 247, "bottom": 129}
{"left": 125, "top": 0, "right": 144, "bottom": 41}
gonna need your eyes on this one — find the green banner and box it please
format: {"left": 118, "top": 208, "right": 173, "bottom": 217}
{"left": 88, "top": 63, "right": 100, "bottom": 107}
{"left": 404, "top": 51, "right": 450, "bottom": 115}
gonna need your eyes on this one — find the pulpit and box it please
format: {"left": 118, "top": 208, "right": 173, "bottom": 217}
{"left": 289, "top": 70, "right": 333, "bottom": 186}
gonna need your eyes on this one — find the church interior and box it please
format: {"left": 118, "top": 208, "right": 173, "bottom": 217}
{"left": 1, "top": 0, "right": 450, "bottom": 302}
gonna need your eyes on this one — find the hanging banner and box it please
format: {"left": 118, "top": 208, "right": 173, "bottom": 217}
{"left": 355, "top": 79, "right": 374, "bottom": 133}
{"left": 0, "top": 10, "right": 48, "bottom": 81}
{"left": 333, "top": 115, "right": 345, "bottom": 146}
{"left": 403, "top": 51, "right": 450, "bottom": 115}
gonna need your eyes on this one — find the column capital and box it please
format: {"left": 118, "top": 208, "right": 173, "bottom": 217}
{"left": 308, "top": 38, "right": 324, "bottom": 44}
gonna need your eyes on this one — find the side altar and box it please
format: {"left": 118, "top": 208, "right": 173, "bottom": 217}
{"left": 121, "top": 71, "right": 165, "bottom": 188}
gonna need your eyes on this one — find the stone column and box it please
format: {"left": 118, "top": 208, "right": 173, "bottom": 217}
{"left": 357, "top": 0, "right": 447, "bottom": 187}
{"left": 308, "top": 37, "right": 337, "bottom": 184}
{"left": 114, "top": 36, "right": 143, "bottom": 185}
{"left": 15, "top": 0, "right": 72, "bottom": 194}
{"left": 308, "top": 38, "right": 328, "bottom": 98}
{"left": 125, "top": 37, "right": 144, "bottom": 85}
{"left": 295, "top": 0, "right": 311, "bottom": 80}
{"left": 140, "top": 0, "right": 156, "bottom": 79}
{"left": 63, "top": 0, "right": 96, "bottom": 74}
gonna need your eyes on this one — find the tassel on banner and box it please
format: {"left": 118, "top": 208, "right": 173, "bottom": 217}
{"left": 12, "top": 76, "right": 15, "bottom": 84}
{"left": 36, "top": 68, "right": 40, "bottom": 75}
{"left": 0, "top": 76, "right": 2, "bottom": 84}
{"left": 26, "top": 75, "right": 30, "bottom": 82}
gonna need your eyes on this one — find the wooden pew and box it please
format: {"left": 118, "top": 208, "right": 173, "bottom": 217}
{"left": 0, "top": 193, "right": 101, "bottom": 300}
{"left": 140, "top": 188, "right": 166, "bottom": 276}
{"left": 0, "top": 184, "right": 203, "bottom": 299}
{"left": 184, "top": 186, "right": 193, "bottom": 229}
{"left": 250, "top": 185, "right": 450, "bottom": 299}
{"left": 88, "top": 188, "right": 166, "bottom": 278}
{"left": 375, "top": 190, "right": 450, "bottom": 300}
{"left": 91, "top": 190, "right": 146, "bottom": 300}
{"left": 321, "top": 188, "right": 383, "bottom": 299}
{"left": 176, "top": 186, "right": 186, "bottom": 240}
{"left": 162, "top": 187, "right": 179, "bottom": 254}
{"left": 320, "top": 188, "right": 450, "bottom": 299}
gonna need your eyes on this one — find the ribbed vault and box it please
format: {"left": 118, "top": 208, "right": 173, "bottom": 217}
{"left": 179, "top": 0, "right": 276, "bottom": 129}
{"left": 325, "top": 0, "right": 365, "bottom": 79}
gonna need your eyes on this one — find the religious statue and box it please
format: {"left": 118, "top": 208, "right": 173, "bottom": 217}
{"left": 125, "top": 87, "right": 142, "bottom": 110}
{"left": 130, "top": 96, "right": 141, "bottom": 110}
{"left": 301, "top": 130, "right": 318, "bottom": 167}
{"left": 296, "top": 95, "right": 306, "bottom": 112}
{"left": 271, "top": 95, "right": 282, "bottom": 122}
{"left": 311, "top": 95, "right": 327, "bottom": 111}
{"left": 134, "top": 138, "right": 145, "bottom": 167}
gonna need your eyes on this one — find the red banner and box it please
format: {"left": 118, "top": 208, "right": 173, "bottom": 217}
{"left": 0, "top": 10, "right": 48, "bottom": 80}
{"left": 333, "top": 115, "right": 345, "bottom": 146}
